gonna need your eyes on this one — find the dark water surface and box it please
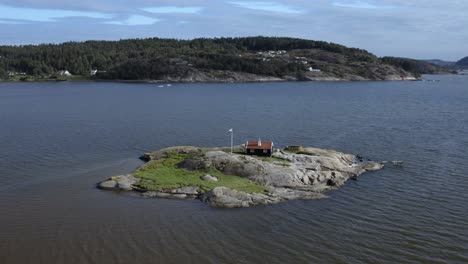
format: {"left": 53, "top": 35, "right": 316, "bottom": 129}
{"left": 0, "top": 76, "right": 467, "bottom": 264}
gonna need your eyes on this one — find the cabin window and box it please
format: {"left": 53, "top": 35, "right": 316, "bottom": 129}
{"left": 250, "top": 149, "right": 255, "bottom": 153}
{"left": 263, "top": 150, "right": 268, "bottom": 154}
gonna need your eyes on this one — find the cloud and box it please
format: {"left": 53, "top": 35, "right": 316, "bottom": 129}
{"left": 0, "top": 4, "right": 111, "bottom": 23}
{"left": 106, "top": 15, "right": 159, "bottom": 26}
{"left": 142, "top": 6, "right": 203, "bottom": 14}
{"left": 0, "top": 1, "right": 467, "bottom": 60}
{"left": 0, "top": 19, "right": 27, "bottom": 24}
{"left": 0, "top": 3, "right": 161, "bottom": 26}
{"left": 229, "top": 1, "right": 303, "bottom": 14}
{"left": 332, "top": 1, "right": 395, "bottom": 9}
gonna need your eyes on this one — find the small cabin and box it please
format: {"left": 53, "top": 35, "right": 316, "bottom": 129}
{"left": 245, "top": 140, "right": 274, "bottom": 156}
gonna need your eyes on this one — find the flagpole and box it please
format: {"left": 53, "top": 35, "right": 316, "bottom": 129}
{"left": 230, "top": 129, "right": 233, "bottom": 154}
{"left": 228, "top": 128, "right": 233, "bottom": 154}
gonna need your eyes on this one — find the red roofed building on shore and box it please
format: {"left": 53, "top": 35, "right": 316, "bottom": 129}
{"left": 245, "top": 139, "right": 274, "bottom": 157}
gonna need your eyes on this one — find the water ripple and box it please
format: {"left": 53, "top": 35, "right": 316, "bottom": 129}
{"left": 0, "top": 77, "right": 467, "bottom": 263}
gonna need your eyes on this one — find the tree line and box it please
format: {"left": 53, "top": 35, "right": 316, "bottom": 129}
{"left": 0, "top": 36, "right": 381, "bottom": 80}
{"left": 381, "top": 56, "right": 456, "bottom": 76}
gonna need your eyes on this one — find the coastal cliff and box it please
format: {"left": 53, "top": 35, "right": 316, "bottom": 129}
{"left": 98, "top": 146, "right": 384, "bottom": 208}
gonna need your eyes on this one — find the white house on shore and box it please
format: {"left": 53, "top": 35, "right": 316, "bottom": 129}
{"left": 90, "top": 69, "right": 98, "bottom": 76}
{"left": 7, "top": 71, "right": 26, "bottom": 76}
{"left": 308, "top": 67, "right": 321, "bottom": 72}
{"left": 57, "top": 70, "right": 72, "bottom": 76}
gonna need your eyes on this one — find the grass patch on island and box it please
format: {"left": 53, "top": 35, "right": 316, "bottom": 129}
{"left": 133, "top": 152, "right": 265, "bottom": 194}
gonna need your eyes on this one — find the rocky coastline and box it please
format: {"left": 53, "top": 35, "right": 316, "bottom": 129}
{"left": 98, "top": 146, "right": 385, "bottom": 208}
{"left": 1, "top": 68, "right": 420, "bottom": 83}
{"left": 148, "top": 68, "right": 419, "bottom": 83}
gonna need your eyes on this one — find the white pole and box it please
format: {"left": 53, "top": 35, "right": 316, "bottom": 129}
{"left": 230, "top": 129, "right": 233, "bottom": 154}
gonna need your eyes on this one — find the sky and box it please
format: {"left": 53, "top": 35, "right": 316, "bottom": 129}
{"left": 0, "top": 0, "right": 466, "bottom": 60}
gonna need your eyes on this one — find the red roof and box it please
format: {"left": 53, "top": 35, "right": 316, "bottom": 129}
{"left": 245, "top": 141, "right": 273, "bottom": 150}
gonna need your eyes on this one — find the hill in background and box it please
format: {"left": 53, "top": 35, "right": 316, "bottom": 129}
{"left": 382, "top": 57, "right": 456, "bottom": 76}
{"left": 0, "top": 37, "right": 421, "bottom": 82}
{"left": 455, "top": 56, "right": 468, "bottom": 67}
{"left": 424, "top": 59, "right": 456, "bottom": 67}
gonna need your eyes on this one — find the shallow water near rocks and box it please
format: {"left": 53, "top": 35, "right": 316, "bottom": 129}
{"left": 0, "top": 76, "right": 467, "bottom": 263}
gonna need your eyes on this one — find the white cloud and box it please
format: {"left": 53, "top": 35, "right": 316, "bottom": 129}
{"left": 0, "top": 4, "right": 111, "bottom": 23}
{"left": 0, "top": 19, "right": 27, "bottom": 24}
{"left": 106, "top": 15, "right": 160, "bottom": 26}
{"left": 0, "top": 1, "right": 467, "bottom": 60}
{"left": 142, "top": 6, "right": 203, "bottom": 14}
{"left": 333, "top": 1, "right": 395, "bottom": 9}
{"left": 229, "top": 1, "right": 303, "bottom": 14}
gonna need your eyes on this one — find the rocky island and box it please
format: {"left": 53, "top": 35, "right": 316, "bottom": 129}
{"left": 98, "top": 145, "right": 384, "bottom": 208}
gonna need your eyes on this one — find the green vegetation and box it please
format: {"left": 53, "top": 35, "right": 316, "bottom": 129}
{"left": 133, "top": 152, "right": 265, "bottom": 194}
{"left": 381, "top": 56, "right": 454, "bottom": 76}
{"left": 0, "top": 73, "right": 90, "bottom": 82}
{"left": 0, "top": 74, "right": 42, "bottom": 82}
{"left": 456, "top": 56, "right": 468, "bottom": 67}
{"left": 0, "top": 36, "right": 389, "bottom": 81}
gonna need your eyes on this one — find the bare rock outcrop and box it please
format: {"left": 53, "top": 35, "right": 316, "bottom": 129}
{"left": 178, "top": 147, "right": 384, "bottom": 207}
{"left": 97, "top": 174, "right": 139, "bottom": 191}
{"left": 142, "top": 186, "right": 200, "bottom": 199}
{"left": 180, "top": 149, "right": 382, "bottom": 190}
{"left": 200, "top": 174, "right": 218, "bottom": 182}
{"left": 201, "top": 187, "right": 275, "bottom": 208}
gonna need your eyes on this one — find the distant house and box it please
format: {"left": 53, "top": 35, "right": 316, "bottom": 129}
{"left": 169, "top": 58, "right": 188, "bottom": 65}
{"left": 90, "top": 69, "right": 98, "bottom": 76}
{"left": 57, "top": 70, "right": 72, "bottom": 76}
{"left": 245, "top": 139, "right": 274, "bottom": 156}
{"left": 308, "top": 67, "right": 321, "bottom": 72}
{"left": 6, "top": 71, "right": 26, "bottom": 76}
{"left": 257, "top": 50, "right": 287, "bottom": 58}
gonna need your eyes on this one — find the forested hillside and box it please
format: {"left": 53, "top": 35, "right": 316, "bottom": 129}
{"left": 381, "top": 57, "right": 455, "bottom": 76}
{"left": 0, "top": 37, "right": 416, "bottom": 81}
{"left": 455, "top": 56, "right": 468, "bottom": 67}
